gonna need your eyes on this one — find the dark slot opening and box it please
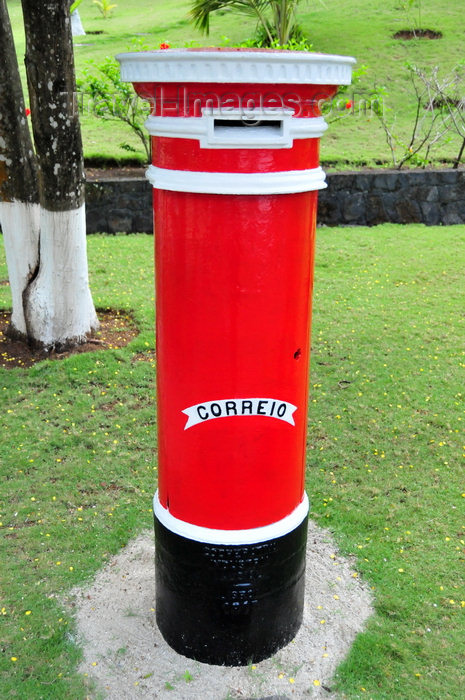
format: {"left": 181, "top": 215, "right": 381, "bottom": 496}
{"left": 213, "top": 118, "right": 282, "bottom": 130}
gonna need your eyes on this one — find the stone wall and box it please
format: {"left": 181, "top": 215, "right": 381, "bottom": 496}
{"left": 319, "top": 169, "right": 465, "bottom": 227}
{"left": 84, "top": 169, "right": 465, "bottom": 233}
{"left": 85, "top": 178, "right": 152, "bottom": 234}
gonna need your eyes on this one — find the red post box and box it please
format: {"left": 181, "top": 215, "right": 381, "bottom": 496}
{"left": 117, "top": 48, "right": 354, "bottom": 666}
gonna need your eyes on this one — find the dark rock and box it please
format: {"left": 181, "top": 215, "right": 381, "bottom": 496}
{"left": 396, "top": 197, "right": 422, "bottom": 223}
{"left": 366, "top": 193, "right": 387, "bottom": 225}
{"left": 420, "top": 201, "right": 442, "bottom": 226}
{"left": 83, "top": 169, "right": 465, "bottom": 232}
{"left": 107, "top": 213, "right": 133, "bottom": 234}
{"left": 341, "top": 192, "right": 366, "bottom": 223}
{"left": 317, "top": 192, "right": 342, "bottom": 226}
{"left": 442, "top": 203, "right": 464, "bottom": 225}
{"left": 372, "top": 171, "right": 400, "bottom": 192}
{"left": 381, "top": 193, "right": 403, "bottom": 223}
{"left": 437, "top": 185, "right": 458, "bottom": 204}
{"left": 438, "top": 169, "right": 462, "bottom": 185}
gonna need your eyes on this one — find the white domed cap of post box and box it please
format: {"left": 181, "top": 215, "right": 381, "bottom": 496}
{"left": 116, "top": 49, "right": 356, "bottom": 85}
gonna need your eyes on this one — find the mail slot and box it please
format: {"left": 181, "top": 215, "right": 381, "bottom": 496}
{"left": 117, "top": 47, "right": 355, "bottom": 666}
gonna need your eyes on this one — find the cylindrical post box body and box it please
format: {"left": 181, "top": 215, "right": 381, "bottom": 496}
{"left": 117, "top": 49, "right": 354, "bottom": 665}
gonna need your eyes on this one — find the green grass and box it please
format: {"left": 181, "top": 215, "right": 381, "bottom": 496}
{"left": 0, "top": 235, "right": 156, "bottom": 698}
{"left": 308, "top": 224, "right": 465, "bottom": 697}
{"left": 1, "top": 225, "right": 464, "bottom": 698}
{"left": 6, "top": 0, "right": 465, "bottom": 167}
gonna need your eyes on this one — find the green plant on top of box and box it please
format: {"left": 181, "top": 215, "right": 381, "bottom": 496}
{"left": 190, "top": 0, "right": 306, "bottom": 46}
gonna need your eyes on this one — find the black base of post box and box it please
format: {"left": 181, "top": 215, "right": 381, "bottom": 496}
{"left": 153, "top": 513, "right": 308, "bottom": 666}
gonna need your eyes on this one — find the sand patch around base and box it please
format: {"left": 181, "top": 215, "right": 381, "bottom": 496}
{"left": 66, "top": 521, "right": 373, "bottom": 699}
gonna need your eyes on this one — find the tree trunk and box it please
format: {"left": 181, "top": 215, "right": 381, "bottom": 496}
{"left": 71, "top": 9, "right": 86, "bottom": 36}
{"left": 21, "top": 1, "right": 98, "bottom": 348}
{"left": 0, "top": 0, "right": 40, "bottom": 338}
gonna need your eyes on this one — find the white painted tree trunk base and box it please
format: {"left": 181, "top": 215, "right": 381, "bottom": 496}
{"left": 0, "top": 200, "right": 40, "bottom": 336}
{"left": 71, "top": 10, "right": 86, "bottom": 37}
{"left": 25, "top": 204, "right": 99, "bottom": 347}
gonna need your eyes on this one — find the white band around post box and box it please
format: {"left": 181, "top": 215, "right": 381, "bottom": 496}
{"left": 146, "top": 109, "right": 329, "bottom": 194}
{"left": 153, "top": 491, "right": 309, "bottom": 545}
{"left": 146, "top": 165, "right": 327, "bottom": 195}
{"left": 145, "top": 112, "right": 328, "bottom": 149}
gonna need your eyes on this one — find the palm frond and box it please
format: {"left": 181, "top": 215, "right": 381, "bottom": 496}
{"left": 190, "top": 0, "right": 272, "bottom": 35}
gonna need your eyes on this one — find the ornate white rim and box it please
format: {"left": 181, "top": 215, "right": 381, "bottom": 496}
{"left": 117, "top": 49, "right": 355, "bottom": 86}
{"left": 153, "top": 490, "right": 309, "bottom": 545}
{"left": 145, "top": 113, "right": 328, "bottom": 149}
{"left": 146, "top": 164, "right": 326, "bottom": 194}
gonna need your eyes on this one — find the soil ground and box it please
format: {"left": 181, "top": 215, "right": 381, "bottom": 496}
{"left": 85, "top": 167, "right": 146, "bottom": 181}
{"left": 0, "top": 309, "right": 138, "bottom": 369}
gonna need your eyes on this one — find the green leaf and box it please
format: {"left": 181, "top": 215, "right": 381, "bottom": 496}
{"left": 70, "top": 0, "right": 84, "bottom": 12}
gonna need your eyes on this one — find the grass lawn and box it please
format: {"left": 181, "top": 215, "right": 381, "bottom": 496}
{"left": 6, "top": 0, "right": 465, "bottom": 168}
{"left": 1, "top": 224, "right": 464, "bottom": 698}
{"left": 309, "top": 223, "right": 465, "bottom": 697}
